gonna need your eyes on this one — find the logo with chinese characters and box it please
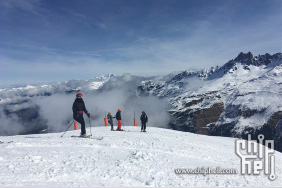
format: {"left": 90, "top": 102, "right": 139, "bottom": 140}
{"left": 235, "top": 134, "right": 276, "bottom": 180}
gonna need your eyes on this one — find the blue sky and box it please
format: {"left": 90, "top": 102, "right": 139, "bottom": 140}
{"left": 0, "top": 0, "right": 281, "bottom": 88}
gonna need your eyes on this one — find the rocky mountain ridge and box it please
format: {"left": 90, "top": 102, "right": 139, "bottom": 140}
{"left": 137, "top": 52, "right": 282, "bottom": 151}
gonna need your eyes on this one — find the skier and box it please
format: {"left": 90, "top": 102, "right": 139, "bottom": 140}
{"left": 107, "top": 112, "right": 115, "bottom": 131}
{"left": 115, "top": 109, "right": 122, "bottom": 131}
{"left": 140, "top": 111, "right": 148, "bottom": 132}
{"left": 72, "top": 93, "right": 90, "bottom": 136}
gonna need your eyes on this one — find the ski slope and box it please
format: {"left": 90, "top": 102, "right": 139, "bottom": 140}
{"left": 0, "top": 126, "right": 281, "bottom": 187}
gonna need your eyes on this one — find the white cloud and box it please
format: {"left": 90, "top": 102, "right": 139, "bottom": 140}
{"left": 0, "top": 0, "right": 41, "bottom": 14}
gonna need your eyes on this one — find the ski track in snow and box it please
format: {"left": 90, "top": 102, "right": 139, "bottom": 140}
{"left": 0, "top": 127, "right": 281, "bottom": 187}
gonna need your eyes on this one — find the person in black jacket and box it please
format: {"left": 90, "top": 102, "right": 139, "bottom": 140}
{"left": 72, "top": 93, "right": 90, "bottom": 136}
{"left": 140, "top": 111, "right": 148, "bottom": 132}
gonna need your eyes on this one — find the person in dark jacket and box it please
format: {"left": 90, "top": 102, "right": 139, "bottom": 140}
{"left": 140, "top": 111, "right": 148, "bottom": 132}
{"left": 107, "top": 112, "right": 115, "bottom": 131}
{"left": 72, "top": 93, "right": 90, "bottom": 136}
{"left": 115, "top": 109, "right": 122, "bottom": 131}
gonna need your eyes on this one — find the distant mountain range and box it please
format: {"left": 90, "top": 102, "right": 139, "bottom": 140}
{"left": 0, "top": 52, "right": 281, "bottom": 151}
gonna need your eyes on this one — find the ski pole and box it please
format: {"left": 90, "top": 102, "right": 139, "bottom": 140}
{"left": 61, "top": 119, "right": 75, "bottom": 137}
{"left": 61, "top": 114, "right": 79, "bottom": 137}
{"left": 88, "top": 117, "right": 92, "bottom": 137}
{"left": 122, "top": 117, "right": 125, "bottom": 130}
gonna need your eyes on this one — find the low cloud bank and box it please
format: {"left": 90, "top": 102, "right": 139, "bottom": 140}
{"left": 0, "top": 74, "right": 170, "bottom": 135}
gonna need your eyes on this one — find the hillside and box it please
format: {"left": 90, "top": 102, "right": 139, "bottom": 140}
{"left": 0, "top": 127, "right": 281, "bottom": 187}
{"left": 138, "top": 52, "right": 282, "bottom": 151}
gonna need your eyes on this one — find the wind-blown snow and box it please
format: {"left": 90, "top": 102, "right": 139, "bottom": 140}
{"left": 0, "top": 127, "right": 281, "bottom": 187}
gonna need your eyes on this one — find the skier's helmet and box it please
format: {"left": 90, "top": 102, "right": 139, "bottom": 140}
{"left": 76, "top": 93, "right": 83, "bottom": 97}
{"left": 118, "top": 109, "right": 122, "bottom": 112}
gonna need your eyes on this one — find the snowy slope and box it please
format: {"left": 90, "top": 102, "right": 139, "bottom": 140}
{"left": 0, "top": 127, "right": 281, "bottom": 187}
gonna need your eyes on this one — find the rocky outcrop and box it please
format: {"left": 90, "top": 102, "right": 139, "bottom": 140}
{"left": 234, "top": 52, "right": 253, "bottom": 65}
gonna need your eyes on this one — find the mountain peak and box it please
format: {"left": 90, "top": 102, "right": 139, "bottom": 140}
{"left": 234, "top": 52, "right": 253, "bottom": 65}
{"left": 232, "top": 52, "right": 282, "bottom": 67}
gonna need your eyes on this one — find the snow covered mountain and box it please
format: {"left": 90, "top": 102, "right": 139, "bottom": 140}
{"left": 0, "top": 126, "right": 281, "bottom": 187}
{"left": 0, "top": 73, "right": 115, "bottom": 103}
{"left": 137, "top": 52, "right": 282, "bottom": 151}
{"left": 0, "top": 52, "right": 281, "bottom": 153}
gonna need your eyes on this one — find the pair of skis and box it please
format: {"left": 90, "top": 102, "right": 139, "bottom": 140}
{"left": 0, "top": 141, "right": 13, "bottom": 144}
{"left": 71, "top": 135, "right": 103, "bottom": 140}
{"left": 111, "top": 129, "right": 130, "bottom": 132}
